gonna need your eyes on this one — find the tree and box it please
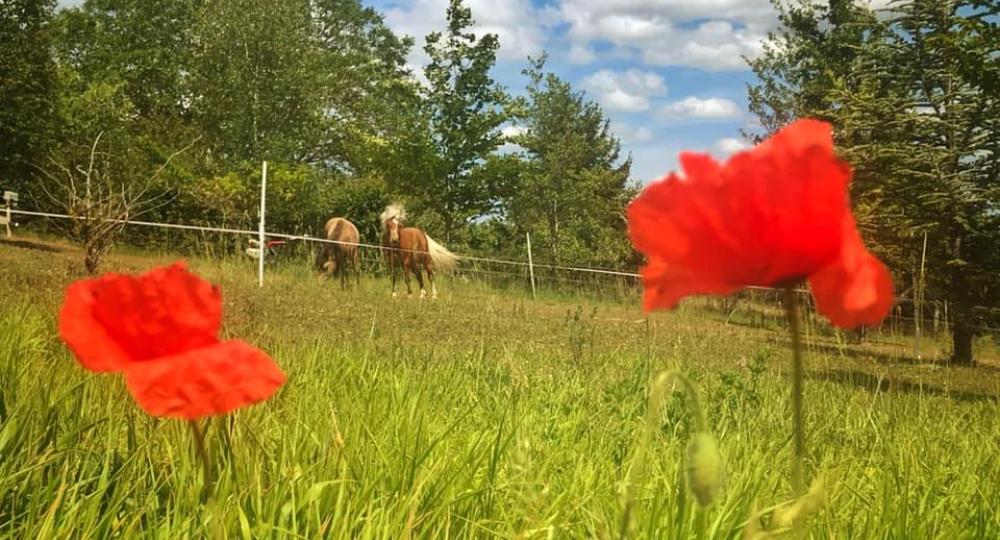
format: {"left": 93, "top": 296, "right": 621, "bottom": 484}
{"left": 509, "top": 56, "right": 636, "bottom": 266}
{"left": 0, "top": 0, "right": 58, "bottom": 193}
{"left": 52, "top": 0, "right": 200, "bottom": 119}
{"left": 190, "top": 0, "right": 323, "bottom": 165}
{"left": 36, "top": 131, "right": 194, "bottom": 274}
{"left": 419, "top": 0, "right": 511, "bottom": 242}
{"left": 748, "top": 0, "right": 1000, "bottom": 364}
{"left": 311, "top": 0, "right": 418, "bottom": 175}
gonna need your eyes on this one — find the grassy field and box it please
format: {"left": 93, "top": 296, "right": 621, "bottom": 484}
{"left": 2, "top": 236, "right": 999, "bottom": 539}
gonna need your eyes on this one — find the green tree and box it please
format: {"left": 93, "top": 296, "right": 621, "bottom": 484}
{"left": 52, "top": 0, "right": 200, "bottom": 119}
{"left": 190, "top": 0, "right": 323, "bottom": 165}
{"left": 418, "top": 0, "right": 511, "bottom": 242}
{"left": 748, "top": 0, "right": 1000, "bottom": 364}
{"left": 510, "top": 55, "right": 636, "bottom": 266}
{"left": 311, "top": 0, "right": 418, "bottom": 175}
{"left": 0, "top": 0, "right": 58, "bottom": 193}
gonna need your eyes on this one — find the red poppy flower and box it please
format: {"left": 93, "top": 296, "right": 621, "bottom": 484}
{"left": 627, "top": 119, "right": 892, "bottom": 328}
{"left": 59, "top": 262, "right": 285, "bottom": 418}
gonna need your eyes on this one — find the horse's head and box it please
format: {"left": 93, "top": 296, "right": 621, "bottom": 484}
{"left": 380, "top": 204, "right": 406, "bottom": 246}
{"left": 314, "top": 246, "right": 334, "bottom": 275}
{"left": 384, "top": 216, "right": 401, "bottom": 245}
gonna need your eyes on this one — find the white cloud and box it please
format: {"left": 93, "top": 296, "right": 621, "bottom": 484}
{"left": 611, "top": 122, "right": 656, "bottom": 144}
{"left": 384, "top": 0, "right": 549, "bottom": 66}
{"left": 497, "top": 124, "right": 528, "bottom": 154}
{"left": 659, "top": 97, "right": 742, "bottom": 120}
{"left": 569, "top": 44, "right": 597, "bottom": 65}
{"left": 641, "top": 21, "right": 765, "bottom": 70}
{"left": 715, "top": 137, "right": 751, "bottom": 155}
{"left": 403, "top": 63, "right": 431, "bottom": 88}
{"left": 582, "top": 69, "right": 667, "bottom": 113}
{"left": 501, "top": 125, "right": 527, "bottom": 139}
{"left": 557, "top": 0, "right": 774, "bottom": 70}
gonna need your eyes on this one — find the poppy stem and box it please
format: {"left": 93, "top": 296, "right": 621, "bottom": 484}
{"left": 189, "top": 419, "right": 215, "bottom": 503}
{"left": 782, "top": 287, "right": 806, "bottom": 496}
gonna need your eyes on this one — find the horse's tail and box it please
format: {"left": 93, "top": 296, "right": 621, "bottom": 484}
{"left": 425, "top": 234, "right": 458, "bottom": 272}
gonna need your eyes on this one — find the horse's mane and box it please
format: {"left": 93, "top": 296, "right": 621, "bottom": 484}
{"left": 380, "top": 204, "right": 406, "bottom": 230}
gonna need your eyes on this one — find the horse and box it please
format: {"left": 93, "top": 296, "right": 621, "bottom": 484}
{"left": 315, "top": 217, "right": 361, "bottom": 289}
{"left": 380, "top": 204, "right": 457, "bottom": 299}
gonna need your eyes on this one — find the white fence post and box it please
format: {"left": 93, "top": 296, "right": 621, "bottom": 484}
{"left": 914, "top": 231, "right": 928, "bottom": 359}
{"left": 2, "top": 191, "right": 17, "bottom": 239}
{"left": 526, "top": 232, "right": 536, "bottom": 300}
{"left": 258, "top": 161, "right": 268, "bottom": 288}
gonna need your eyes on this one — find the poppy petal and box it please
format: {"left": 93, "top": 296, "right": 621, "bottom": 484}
{"left": 627, "top": 119, "right": 852, "bottom": 312}
{"left": 640, "top": 255, "right": 741, "bottom": 311}
{"left": 88, "top": 262, "right": 222, "bottom": 362}
{"left": 809, "top": 218, "right": 894, "bottom": 328}
{"left": 123, "top": 340, "right": 286, "bottom": 419}
{"left": 58, "top": 279, "right": 134, "bottom": 372}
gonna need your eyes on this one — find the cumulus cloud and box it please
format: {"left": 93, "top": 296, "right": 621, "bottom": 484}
{"left": 557, "top": 0, "right": 774, "bottom": 70}
{"left": 641, "top": 21, "right": 765, "bottom": 70}
{"left": 569, "top": 44, "right": 597, "bottom": 65}
{"left": 582, "top": 69, "right": 667, "bottom": 113}
{"left": 501, "top": 125, "right": 528, "bottom": 139}
{"left": 611, "top": 122, "right": 656, "bottom": 144}
{"left": 659, "top": 97, "right": 743, "bottom": 120}
{"left": 715, "top": 137, "right": 752, "bottom": 155}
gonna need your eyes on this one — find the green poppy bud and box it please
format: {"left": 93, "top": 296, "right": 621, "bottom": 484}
{"left": 686, "top": 432, "right": 724, "bottom": 507}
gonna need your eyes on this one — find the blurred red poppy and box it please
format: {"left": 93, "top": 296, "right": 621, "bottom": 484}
{"left": 59, "top": 262, "right": 285, "bottom": 418}
{"left": 627, "top": 119, "right": 892, "bottom": 328}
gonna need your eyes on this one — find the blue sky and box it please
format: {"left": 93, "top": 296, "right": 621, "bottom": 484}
{"left": 367, "top": 0, "right": 783, "bottom": 183}
{"left": 367, "top": 0, "right": 896, "bottom": 183}
{"left": 57, "top": 0, "right": 890, "bottom": 184}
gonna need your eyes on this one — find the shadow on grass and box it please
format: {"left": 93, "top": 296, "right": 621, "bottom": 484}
{"left": 0, "top": 238, "right": 63, "bottom": 253}
{"left": 797, "top": 339, "right": 1000, "bottom": 373}
{"left": 807, "top": 368, "right": 999, "bottom": 403}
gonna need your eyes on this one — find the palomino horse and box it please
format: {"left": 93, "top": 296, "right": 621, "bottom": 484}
{"left": 315, "top": 217, "right": 360, "bottom": 289}
{"left": 380, "top": 204, "right": 457, "bottom": 298}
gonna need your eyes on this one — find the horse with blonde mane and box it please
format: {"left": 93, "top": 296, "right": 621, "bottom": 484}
{"left": 380, "top": 204, "right": 457, "bottom": 299}
{"left": 315, "top": 217, "right": 360, "bottom": 289}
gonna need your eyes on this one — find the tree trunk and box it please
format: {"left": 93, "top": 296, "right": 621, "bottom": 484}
{"left": 84, "top": 244, "right": 102, "bottom": 275}
{"left": 951, "top": 305, "right": 974, "bottom": 365}
{"left": 948, "top": 236, "right": 975, "bottom": 365}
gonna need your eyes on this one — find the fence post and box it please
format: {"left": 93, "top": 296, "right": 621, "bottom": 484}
{"left": 914, "top": 231, "right": 927, "bottom": 360}
{"left": 526, "top": 232, "right": 536, "bottom": 300}
{"left": 258, "top": 161, "right": 268, "bottom": 288}
{"left": 2, "top": 191, "right": 17, "bottom": 239}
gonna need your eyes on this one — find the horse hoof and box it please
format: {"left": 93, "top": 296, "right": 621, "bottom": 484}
{"left": 391, "top": 292, "right": 398, "bottom": 299}
{"left": 420, "top": 290, "right": 427, "bottom": 299}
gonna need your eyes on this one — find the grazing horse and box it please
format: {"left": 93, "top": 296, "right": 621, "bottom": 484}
{"left": 380, "top": 204, "right": 457, "bottom": 298}
{"left": 315, "top": 217, "right": 360, "bottom": 289}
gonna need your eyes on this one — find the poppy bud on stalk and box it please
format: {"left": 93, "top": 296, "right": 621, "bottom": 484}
{"left": 685, "top": 431, "right": 724, "bottom": 508}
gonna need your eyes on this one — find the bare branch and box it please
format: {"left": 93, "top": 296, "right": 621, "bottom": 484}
{"left": 148, "top": 135, "right": 202, "bottom": 183}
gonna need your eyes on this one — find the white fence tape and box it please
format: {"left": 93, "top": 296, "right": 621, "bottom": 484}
{"left": 7, "top": 207, "right": 1000, "bottom": 317}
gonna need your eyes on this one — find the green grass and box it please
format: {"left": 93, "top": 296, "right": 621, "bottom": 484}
{"left": 1, "top": 237, "right": 999, "bottom": 539}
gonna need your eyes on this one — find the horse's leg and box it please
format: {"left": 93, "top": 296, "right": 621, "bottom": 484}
{"left": 402, "top": 256, "right": 414, "bottom": 297}
{"left": 326, "top": 254, "right": 337, "bottom": 282}
{"left": 413, "top": 260, "right": 426, "bottom": 299}
{"left": 425, "top": 260, "right": 437, "bottom": 299}
{"left": 389, "top": 254, "right": 398, "bottom": 298}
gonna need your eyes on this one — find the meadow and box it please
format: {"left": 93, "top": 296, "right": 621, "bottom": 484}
{"left": 1, "top": 237, "right": 999, "bottom": 539}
